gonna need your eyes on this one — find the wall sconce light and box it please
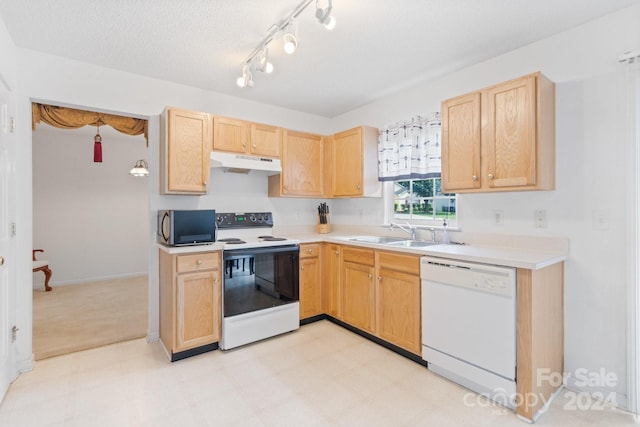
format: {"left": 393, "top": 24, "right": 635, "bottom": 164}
{"left": 236, "top": 0, "right": 336, "bottom": 88}
{"left": 129, "top": 159, "right": 149, "bottom": 177}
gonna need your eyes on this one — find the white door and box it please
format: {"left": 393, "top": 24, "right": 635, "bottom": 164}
{"left": 0, "top": 81, "right": 16, "bottom": 402}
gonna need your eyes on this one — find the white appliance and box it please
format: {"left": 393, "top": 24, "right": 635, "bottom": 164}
{"left": 421, "top": 256, "right": 517, "bottom": 408}
{"left": 217, "top": 212, "right": 300, "bottom": 350}
{"left": 210, "top": 151, "right": 282, "bottom": 175}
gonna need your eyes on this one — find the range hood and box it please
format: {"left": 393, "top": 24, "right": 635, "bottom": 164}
{"left": 210, "top": 151, "right": 282, "bottom": 175}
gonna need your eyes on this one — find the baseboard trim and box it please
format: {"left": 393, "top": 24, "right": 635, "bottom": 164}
{"left": 170, "top": 342, "right": 219, "bottom": 362}
{"left": 308, "top": 315, "right": 426, "bottom": 366}
{"left": 38, "top": 272, "right": 148, "bottom": 288}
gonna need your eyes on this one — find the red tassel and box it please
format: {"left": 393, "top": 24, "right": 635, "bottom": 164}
{"left": 94, "top": 133, "right": 102, "bottom": 163}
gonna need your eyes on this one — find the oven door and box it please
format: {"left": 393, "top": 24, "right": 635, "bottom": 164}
{"left": 222, "top": 245, "right": 299, "bottom": 318}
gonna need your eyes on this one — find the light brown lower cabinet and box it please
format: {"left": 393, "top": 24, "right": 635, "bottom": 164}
{"left": 299, "top": 244, "right": 322, "bottom": 319}
{"left": 159, "top": 249, "right": 221, "bottom": 361}
{"left": 321, "top": 243, "right": 341, "bottom": 318}
{"left": 335, "top": 246, "right": 422, "bottom": 355}
{"left": 342, "top": 260, "right": 376, "bottom": 333}
{"left": 375, "top": 251, "right": 421, "bottom": 355}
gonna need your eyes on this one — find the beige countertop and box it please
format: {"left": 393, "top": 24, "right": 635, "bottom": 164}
{"left": 157, "top": 232, "right": 567, "bottom": 270}
{"left": 290, "top": 233, "right": 567, "bottom": 270}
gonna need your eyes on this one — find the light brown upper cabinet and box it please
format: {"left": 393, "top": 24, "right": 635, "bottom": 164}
{"left": 324, "top": 126, "right": 382, "bottom": 198}
{"left": 160, "top": 107, "right": 211, "bottom": 195}
{"left": 269, "top": 130, "right": 324, "bottom": 197}
{"left": 213, "top": 116, "right": 281, "bottom": 158}
{"left": 441, "top": 72, "right": 555, "bottom": 193}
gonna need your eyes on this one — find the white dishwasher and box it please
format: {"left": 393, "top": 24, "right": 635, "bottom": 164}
{"left": 421, "top": 256, "right": 517, "bottom": 408}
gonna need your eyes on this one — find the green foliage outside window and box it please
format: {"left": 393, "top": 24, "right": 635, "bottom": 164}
{"left": 393, "top": 178, "right": 456, "bottom": 222}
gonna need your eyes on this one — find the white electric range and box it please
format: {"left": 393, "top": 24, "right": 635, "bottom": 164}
{"left": 216, "top": 212, "right": 301, "bottom": 350}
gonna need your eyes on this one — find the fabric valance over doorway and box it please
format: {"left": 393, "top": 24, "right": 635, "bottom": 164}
{"left": 31, "top": 103, "right": 148, "bottom": 144}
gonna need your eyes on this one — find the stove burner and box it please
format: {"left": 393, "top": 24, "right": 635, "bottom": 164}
{"left": 218, "top": 238, "right": 246, "bottom": 244}
{"left": 259, "top": 236, "right": 287, "bottom": 241}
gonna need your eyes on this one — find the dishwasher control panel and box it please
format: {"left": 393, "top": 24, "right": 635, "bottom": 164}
{"left": 420, "top": 256, "right": 515, "bottom": 297}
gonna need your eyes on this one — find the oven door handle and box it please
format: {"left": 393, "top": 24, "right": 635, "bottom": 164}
{"left": 223, "top": 245, "right": 299, "bottom": 257}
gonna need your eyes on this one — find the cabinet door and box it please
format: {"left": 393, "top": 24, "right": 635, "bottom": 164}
{"left": 441, "top": 92, "right": 481, "bottom": 192}
{"left": 250, "top": 123, "right": 281, "bottom": 158}
{"left": 322, "top": 244, "right": 341, "bottom": 318}
{"left": 342, "top": 262, "right": 375, "bottom": 333}
{"left": 330, "top": 127, "right": 363, "bottom": 197}
{"left": 281, "top": 130, "right": 323, "bottom": 196}
{"left": 484, "top": 74, "right": 537, "bottom": 189}
{"left": 176, "top": 270, "right": 219, "bottom": 352}
{"left": 164, "top": 108, "right": 210, "bottom": 194}
{"left": 299, "top": 257, "right": 322, "bottom": 319}
{"left": 376, "top": 268, "right": 421, "bottom": 355}
{"left": 213, "top": 116, "right": 248, "bottom": 153}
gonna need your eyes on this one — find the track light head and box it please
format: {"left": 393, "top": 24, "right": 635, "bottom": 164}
{"left": 315, "top": 0, "right": 336, "bottom": 30}
{"left": 283, "top": 29, "right": 298, "bottom": 54}
{"left": 236, "top": 65, "right": 253, "bottom": 88}
{"left": 256, "top": 47, "right": 274, "bottom": 74}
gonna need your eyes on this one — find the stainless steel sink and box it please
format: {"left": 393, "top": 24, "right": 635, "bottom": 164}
{"left": 385, "top": 240, "right": 442, "bottom": 248}
{"left": 349, "top": 236, "right": 410, "bottom": 244}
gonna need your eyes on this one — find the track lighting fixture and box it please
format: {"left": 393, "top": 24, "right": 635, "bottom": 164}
{"left": 283, "top": 25, "right": 298, "bottom": 55}
{"left": 235, "top": 0, "right": 336, "bottom": 88}
{"left": 256, "top": 47, "right": 274, "bottom": 73}
{"left": 236, "top": 64, "right": 253, "bottom": 88}
{"left": 315, "top": 0, "right": 336, "bottom": 30}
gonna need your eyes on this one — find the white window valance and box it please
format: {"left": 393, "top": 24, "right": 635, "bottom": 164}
{"left": 377, "top": 114, "right": 441, "bottom": 181}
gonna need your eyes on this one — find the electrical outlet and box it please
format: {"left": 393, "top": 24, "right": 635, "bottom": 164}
{"left": 534, "top": 209, "right": 547, "bottom": 228}
{"left": 592, "top": 210, "right": 609, "bottom": 230}
{"left": 493, "top": 210, "right": 504, "bottom": 225}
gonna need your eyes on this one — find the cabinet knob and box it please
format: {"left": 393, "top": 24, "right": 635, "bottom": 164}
{"left": 196, "top": 259, "right": 203, "bottom": 265}
{"left": 472, "top": 175, "right": 478, "bottom": 181}
{"left": 368, "top": 274, "right": 372, "bottom": 279}
{"left": 377, "top": 276, "right": 382, "bottom": 281}
{"left": 242, "top": 143, "right": 246, "bottom": 148}
{"left": 488, "top": 173, "right": 494, "bottom": 180}
{"left": 308, "top": 248, "right": 313, "bottom": 253}
{"left": 335, "top": 251, "right": 339, "bottom": 256}
{"left": 356, "top": 185, "right": 361, "bottom": 190}
{"left": 0, "top": 256, "right": 4, "bottom": 266}
{"left": 301, "top": 266, "right": 305, "bottom": 270}
{"left": 253, "top": 143, "right": 257, "bottom": 149}
{"left": 203, "top": 181, "right": 208, "bottom": 186}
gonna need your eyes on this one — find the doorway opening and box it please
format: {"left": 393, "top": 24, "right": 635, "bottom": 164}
{"left": 31, "top": 115, "right": 149, "bottom": 360}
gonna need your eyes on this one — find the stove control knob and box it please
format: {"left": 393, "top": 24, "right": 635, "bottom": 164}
{"left": 263, "top": 215, "right": 269, "bottom": 221}
{"left": 249, "top": 215, "right": 256, "bottom": 222}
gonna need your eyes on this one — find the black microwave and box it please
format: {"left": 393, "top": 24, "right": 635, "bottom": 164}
{"left": 157, "top": 210, "right": 216, "bottom": 246}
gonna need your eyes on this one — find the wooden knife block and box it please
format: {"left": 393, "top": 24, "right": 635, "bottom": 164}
{"left": 316, "top": 223, "right": 331, "bottom": 234}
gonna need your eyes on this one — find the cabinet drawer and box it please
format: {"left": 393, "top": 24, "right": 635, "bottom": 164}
{"left": 300, "top": 243, "right": 320, "bottom": 258}
{"left": 176, "top": 252, "right": 220, "bottom": 273}
{"left": 343, "top": 246, "right": 375, "bottom": 266}
{"left": 377, "top": 251, "right": 420, "bottom": 275}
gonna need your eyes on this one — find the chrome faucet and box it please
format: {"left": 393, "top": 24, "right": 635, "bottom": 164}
{"left": 429, "top": 227, "right": 436, "bottom": 242}
{"left": 391, "top": 222, "right": 417, "bottom": 240}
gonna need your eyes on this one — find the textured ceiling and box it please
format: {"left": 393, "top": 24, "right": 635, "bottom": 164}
{"left": 1, "top": 0, "right": 638, "bottom": 117}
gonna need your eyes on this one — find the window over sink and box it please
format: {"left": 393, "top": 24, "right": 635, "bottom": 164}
{"left": 388, "top": 178, "right": 457, "bottom": 226}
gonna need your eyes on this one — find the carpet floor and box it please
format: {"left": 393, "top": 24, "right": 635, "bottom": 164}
{"left": 32, "top": 275, "right": 148, "bottom": 360}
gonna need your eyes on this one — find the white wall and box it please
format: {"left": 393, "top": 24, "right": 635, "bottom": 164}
{"left": 32, "top": 124, "right": 148, "bottom": 286}
{"left": 330, "top": 3, "right": 640, "bottom": 404}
